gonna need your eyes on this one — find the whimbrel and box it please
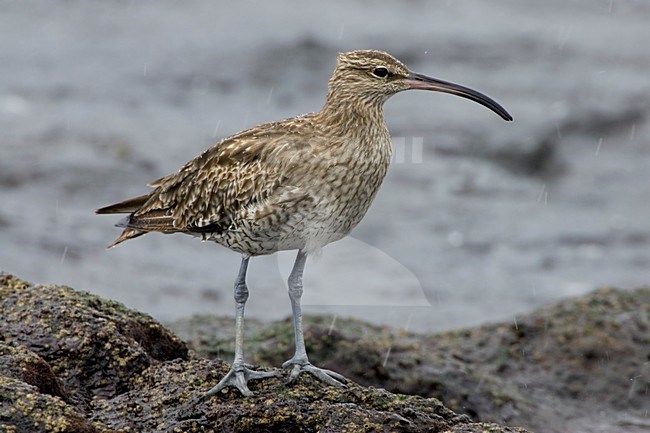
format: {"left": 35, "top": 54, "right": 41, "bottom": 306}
{"left": 97, "top": 50, "right": 512, "bottom": 397}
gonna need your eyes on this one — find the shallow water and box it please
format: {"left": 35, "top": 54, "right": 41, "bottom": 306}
{"left": 1, "top": 0, "right": 649, "bottom": 332}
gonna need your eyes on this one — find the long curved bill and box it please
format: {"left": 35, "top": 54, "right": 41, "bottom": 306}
{"left": 407, "top": 72, "right": 513, "bottom": 121}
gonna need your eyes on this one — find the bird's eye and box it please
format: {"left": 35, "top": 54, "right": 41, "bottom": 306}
{"left": 372, "top": 67, "right": 389, "bottom": 78}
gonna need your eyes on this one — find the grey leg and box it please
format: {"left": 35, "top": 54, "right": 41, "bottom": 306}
{"left": 282, "top": 250, "right": 346, "bottom": 387}
{"left": 204, "top": 256, "right": 278, "bottom": 397}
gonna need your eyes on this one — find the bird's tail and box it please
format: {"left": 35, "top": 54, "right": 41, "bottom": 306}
{"left": 96, "top": 194, "right": 150, "bottom": 214}
{"left": 96, "top": 194, "right": 150, "bottom": 248}
{"left": 107, "top": 227, "right": 145, "bottom": 248}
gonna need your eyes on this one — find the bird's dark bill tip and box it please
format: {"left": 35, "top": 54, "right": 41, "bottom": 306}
{"left": 408, "top": 72, "right": 513, "bottom": 122}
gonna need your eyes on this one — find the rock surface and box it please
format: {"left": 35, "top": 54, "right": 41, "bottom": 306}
{"left": 172, "top": 287, "right": 650, "bottom": 433}
{"left": 0, "top": 273, "right": 529, "bottom": 433}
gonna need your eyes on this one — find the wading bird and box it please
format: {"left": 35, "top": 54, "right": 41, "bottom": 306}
{"left": 97, "top": 49, "right": 512, "bottom": 397}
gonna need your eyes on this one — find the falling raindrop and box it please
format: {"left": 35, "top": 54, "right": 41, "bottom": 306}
{"left": 628, "top": 375, "right": 641, "bottom": 399}
{"left": 382, "top": 346, "right": 392, "bottom": 367}
{"left": 212, "top": 120, "right": 221, "bottom": 138}
{"left": 60, "top": 246, "right": 68, "bottom": 265}
{"left": 338, "top": 23, "right": 345, "bottom": 41}
{"left": 403, "top": 313, "right": 414, "bottom": 332}
{"left": 327, "top": 315, "right": 337, "bottom": 335}
{"left": 595, "top": 137, "right": 603, "bottom": 156}
{"left": 266, "top": 87, "right": 274, "bottom": 105}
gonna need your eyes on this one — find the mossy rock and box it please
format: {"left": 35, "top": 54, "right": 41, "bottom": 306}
{"left": 0, "top": 273, "right": 530, "bottom": 432}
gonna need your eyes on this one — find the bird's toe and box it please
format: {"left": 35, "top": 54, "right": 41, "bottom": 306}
{"left": 283, "top": 359, "right": 347, "bottom": 387}
{"left": 204, "top": 364, "right": 278, "bottom": 398}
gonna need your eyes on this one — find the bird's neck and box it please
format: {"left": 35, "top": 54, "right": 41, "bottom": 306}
{"left": 314, "top": 92, "right": 392, "bottom": 171}
{"left": 316, "top": 90, "right": 388, "bottom": 139}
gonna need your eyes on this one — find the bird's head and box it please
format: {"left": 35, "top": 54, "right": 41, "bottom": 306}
{"left": 326, "top": 49, "right": 512, "bottom": 121}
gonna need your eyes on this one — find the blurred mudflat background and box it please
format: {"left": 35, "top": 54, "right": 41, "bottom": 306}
{"left": 1, "top": 0, "right": 649, "bottom": 331}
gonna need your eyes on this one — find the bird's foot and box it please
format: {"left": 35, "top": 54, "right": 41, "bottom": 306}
{"left": 282, "top": 357, "right": 347, "bottom": 387}
{"left": 204, "top": 363, "right": 279, "bottom": 397}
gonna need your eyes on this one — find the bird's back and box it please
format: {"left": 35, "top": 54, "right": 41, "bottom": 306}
{"left": 98, "top": 112, "right": 392, "bottom": 255}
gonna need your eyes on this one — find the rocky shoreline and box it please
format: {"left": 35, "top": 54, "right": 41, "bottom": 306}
{"left": 171, "top": 286, "right": 650, "bottom": 433}
{"left": 1, "top": 273, "right": 647, "bottom": 432}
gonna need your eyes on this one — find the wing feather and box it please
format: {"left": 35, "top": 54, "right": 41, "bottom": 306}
{"left": 98, "top": 115, "right": 322, "bottom": 246}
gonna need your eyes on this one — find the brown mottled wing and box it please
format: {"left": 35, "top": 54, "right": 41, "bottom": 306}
{"left": 109, "top": 118, "right": 317, "bottom": 244}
